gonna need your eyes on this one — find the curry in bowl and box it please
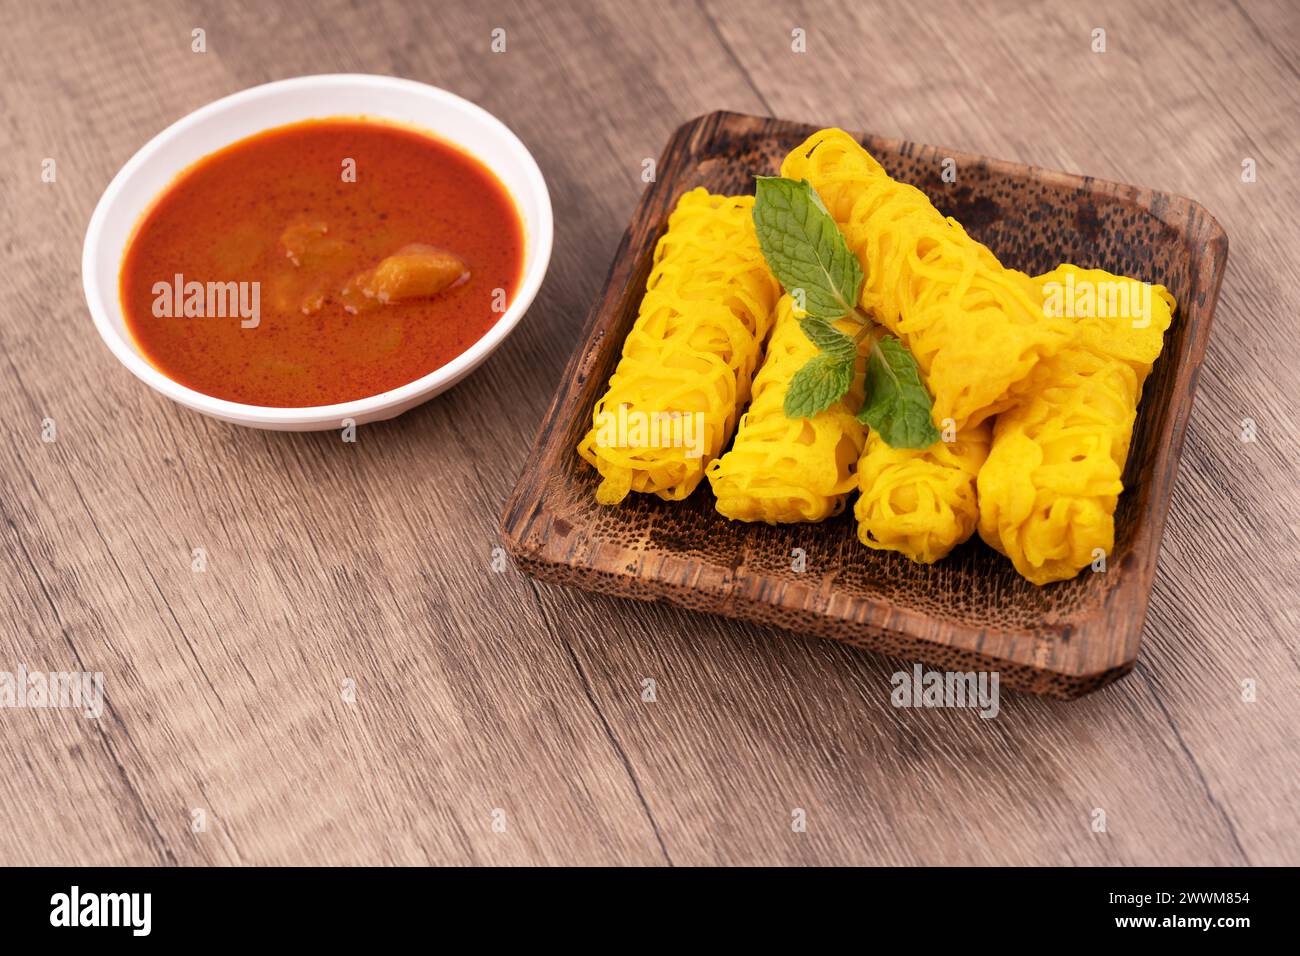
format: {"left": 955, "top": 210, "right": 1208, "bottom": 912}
{"left": 120, "top": 118, "right": 524, "bottom": 408}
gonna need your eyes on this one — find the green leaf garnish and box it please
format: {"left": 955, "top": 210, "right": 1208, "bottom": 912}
{"left": 857, "top": 335, "right": 942, "bottom": 448}
{"left": 783, "top": 352, "right": 857, "bottom": 419}
{"left": 752, "top": 177, "right": 863, "bottom": 321}
{"left": 797, "top": 317, "right": 857, "bottom": 361}
{"left": 752, "top": 174, "right": 937, "bottom": 448}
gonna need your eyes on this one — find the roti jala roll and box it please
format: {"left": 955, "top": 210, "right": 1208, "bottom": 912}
{"left": 577, "top": 188, "right": 780, "bottom": 504}
{"left": 781, "top": 128, "right": 1074, "bottom": 431}
{"left": 854, "top": 422, "right": 992, "bottom": 564}
{"left": 706, "top": 294, "right": 867, "bottom": 523}
{"left": 977, "top": 265, "right": 1176, "bottom": 585}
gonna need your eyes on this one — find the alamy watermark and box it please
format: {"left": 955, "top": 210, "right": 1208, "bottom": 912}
{"left": 151, "top": 273, "right": 260, "bottom": 328}
{"left": 1042, "top": 272, "right": 1154, "bottom": 328}
{"left": 0, "top": 666, "right": 103, "bottom": 719}
{"left": 50, "top": 885, "right": 150, "bottom": 936}
{"left": 592, "top": 407, "right": 706, "bottom": 459}
{"left": 891, "top": 664, "right": 1000, "bottom": 718}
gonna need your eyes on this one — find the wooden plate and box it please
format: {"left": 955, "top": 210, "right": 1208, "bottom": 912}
{"left": 500, "top": 111, "right": 1228, "bottom": 699}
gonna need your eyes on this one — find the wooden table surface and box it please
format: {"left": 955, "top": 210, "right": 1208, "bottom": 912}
{"left": 1, "top": 0, "right": 1295, "bottom": 866}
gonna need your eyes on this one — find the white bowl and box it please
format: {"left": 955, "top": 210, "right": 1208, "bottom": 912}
{"left": 82, "top": 74, "right": 553, "bottom": 431}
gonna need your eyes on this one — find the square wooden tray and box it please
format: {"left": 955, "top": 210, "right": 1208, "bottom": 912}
{"left": 500, "top": 111, "right": 1227, "bottom": 698}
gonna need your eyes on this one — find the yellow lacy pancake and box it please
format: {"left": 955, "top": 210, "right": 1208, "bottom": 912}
{"left": 577, "top": 188, "right": 780, "bottom": 504}
{"left": 977, "top": 265, "right": 1176, "bottom": 584}
{"left": 781, "top": 128, "right": 1074, "bottom": 430}
{"left": 854, "top": 423, "right": 992, "bottom": 564}
{"left": 707, "top": 294, "right": 867, "bottom": 522}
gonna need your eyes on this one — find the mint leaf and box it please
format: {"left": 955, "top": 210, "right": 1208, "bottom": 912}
{"left": 784, "top": 352, "right": 856, "bottom": 419}
{"left": 753, "top": 177, "right": 863, "bottom": 321}
{"left": 857, "top": 336, "right": 941, "bottom": 449}
{"left": 752, "top": 175, "right": 939, "bottom": 443}
{"left": 797, "top": 318, "right": 857, "bottom": 361}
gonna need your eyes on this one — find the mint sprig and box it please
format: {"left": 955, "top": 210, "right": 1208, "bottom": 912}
{"left": 859, "top": 335, "right": 942, "bottom": 448}
{"left": 751, "top": 176, "right": 940, "bottom": 449}
{"left": 784, "top": 353, "right": 857, "bottom": 419}
{"left": 797, "top": 318, "right": 856, "bottom": 360}
{"left": 753, "top": 176, "right": 862, "bottom": 321}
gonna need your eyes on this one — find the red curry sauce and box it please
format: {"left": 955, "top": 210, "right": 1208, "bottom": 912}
{"left": 120, "top": 119, "right": 524, "bottom": 407}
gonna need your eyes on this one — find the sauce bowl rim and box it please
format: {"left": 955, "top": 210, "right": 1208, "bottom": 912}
{"left": 82, "top": 73, "right": 554, "bottom": 428}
